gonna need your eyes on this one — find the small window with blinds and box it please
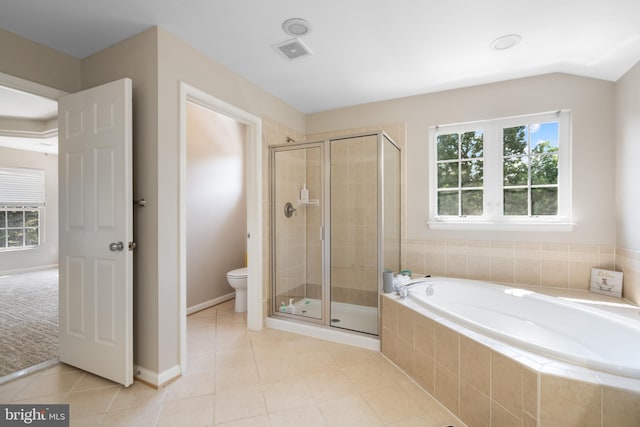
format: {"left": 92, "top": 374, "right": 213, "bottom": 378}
{"left": 0, "top": 168, "right": 45, "bottom": 250}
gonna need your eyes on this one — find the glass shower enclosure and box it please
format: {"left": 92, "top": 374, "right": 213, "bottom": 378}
{"left": 271, "top": 132, "right": 400, "bottom": 336}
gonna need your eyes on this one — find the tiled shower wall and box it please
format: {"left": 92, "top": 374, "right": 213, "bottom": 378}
{"left": 329, "top": 134, "right": 379, "bottom": 307}
{"left": 272, "top": 149, "right": 308, "bottom": 303}
{"left": 261, "top": 118, "right": 306, "bottom": 321}
{"left": 263, "top": 121, "right": 408, "bottom": 314}
{"left": 312, "top": 125, "right": 407, "bottom": 307}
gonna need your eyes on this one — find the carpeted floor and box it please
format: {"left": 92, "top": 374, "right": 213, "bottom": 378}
{"left": 0, "top": 268, "right": 58, "bottom": 377}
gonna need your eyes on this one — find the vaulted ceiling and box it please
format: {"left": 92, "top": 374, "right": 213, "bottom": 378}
{"left": 1, "top": 0, "right": 639, "bottom": 114}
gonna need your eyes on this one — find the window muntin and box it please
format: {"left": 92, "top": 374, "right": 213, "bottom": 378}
{"left": 429, "top": 111, "right": 571, "bottom": 229}
{"left": 436, "top": 130, "right": 484, "bottom": 216}
{"left": 0, "top": 206, "right": 41, "bottom": 249}
{"left": 502, "top": 122, "right": 559, "bottom": 216}
{"left": 0, "top": 167, "right": 45, "bottom": 250}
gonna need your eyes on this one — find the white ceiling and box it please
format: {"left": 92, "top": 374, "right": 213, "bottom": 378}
{"left": 0, "top": 0, "right": 639, "bottom": 114}
{"left": 0, "top": 86, "right": 57, "bottom": 120}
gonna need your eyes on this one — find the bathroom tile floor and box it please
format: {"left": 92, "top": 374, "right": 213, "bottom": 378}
{"left": 0, "top": 300, "right": 463, "bottom": 426}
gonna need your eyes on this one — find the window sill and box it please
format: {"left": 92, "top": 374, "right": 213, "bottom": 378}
{"left": 0, "top": 246, "right": 40, "bottom": 253}
{"left": 427, "top": 221, "right": 575, "bottom": 232}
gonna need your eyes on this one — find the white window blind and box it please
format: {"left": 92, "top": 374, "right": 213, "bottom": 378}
{"left": 0, "top": 168, "right": 46, "bottom": 206}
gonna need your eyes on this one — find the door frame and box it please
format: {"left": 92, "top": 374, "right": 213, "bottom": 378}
{"left": 0, "top": 72, "right": 67, "bottom": 102}
{"left": 178, "top": 83, "right": 263, "bottom": 371}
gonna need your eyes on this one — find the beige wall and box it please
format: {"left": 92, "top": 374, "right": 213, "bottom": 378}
{"left": 80, "top": 27, "right": 305, "bottom": 376}
{"left": 614, "top": 60, "right": 640, "bottom": 304}
{"left": 307, "top": 73, "right": 617, "bottom": 246}
{"left": 155, "top": 28, "right": 305, "bottom": 373}
{"left": 0, "top": 28, "right": 80, "bottom": 93}
{"left": 0, "top": 29, "right": 74, "bottom": 274}
{"left": 186, "top": 102, "right": 246, "bottom": 308}
{"left": 80, "top": 28, "right": 162, "bottom": 374}
{"left": 615, "top": 61, "right": 640, "bottom": 249}
{"left": 0, "top": 147, "right": 58, "bottom": 273}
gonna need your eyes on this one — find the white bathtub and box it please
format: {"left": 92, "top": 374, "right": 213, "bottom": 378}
{"left": 403, "top": 277, "right": 640, "bottom": 379}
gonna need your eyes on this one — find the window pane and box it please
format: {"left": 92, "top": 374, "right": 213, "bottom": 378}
{"left": 438, "top": 191, "right": 459, "bottom": 215}
{"left": 437, "top": 162, "right": 459, "bottom": 188}
{"left": 531, "top": 154, "right": 558, "bottom": 185}
{"left": 0, "top": 229, "right": 5, "bottom": 247}
{"left": 503, "top": 126, "right": 528, "bottom": 156}
{"left": 0, "top": 210, "right": 5, "bottom": 227}
{"left": 7, "top": 211, "right": 23, "bottom": 227}
{"left": 532, "top": 188, "right": 558, "bottom": 215}
{"left": 530, "top": 122, "right": 559, "bottom": 153}
{"left": 461, "top": 160, "right": 483, "bottom": 188}
{"left": 437, "top": 134, "right": 459, "bottom": 161}
{"left": 461, "top": 190, "right": 483, "bottom": 215}
{"left": 25, "top": 210, "right": 39, "bottom": 227}
{"left": 25, "top": 228, "right": 39, "bottom": 246}
{"left": 503, "top": 157, "right": 529, "bottom": 186}
{"left": 460, "top": 131, "right": 483, "bottom": 159}
{"left": 504, "top": 188, "right": 528, "bottom": 215}
{"left": 8, "top": 229, "right": 23, "bottom": 247}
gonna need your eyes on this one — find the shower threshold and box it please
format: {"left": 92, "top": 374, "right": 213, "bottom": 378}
{"left": 266, "top": 316, "right": 380, "bottom": 351}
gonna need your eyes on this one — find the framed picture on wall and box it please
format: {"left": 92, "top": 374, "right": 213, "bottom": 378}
{"left": 590, "top": 268, "right": 623, "bottom": 298}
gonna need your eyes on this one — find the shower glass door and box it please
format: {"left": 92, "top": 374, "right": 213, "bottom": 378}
{"left": 330, "top": 135, "right": 379, "bottom": 335}
{"left": 271, "top": 143, "right": 324, "bottom": 321}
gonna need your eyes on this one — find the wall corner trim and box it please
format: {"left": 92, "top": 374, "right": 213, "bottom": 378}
{"left": 133, "top": 364, "right": 181, "bottom": 387}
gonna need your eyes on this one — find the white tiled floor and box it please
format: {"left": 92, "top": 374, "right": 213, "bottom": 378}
{"left": 0, "top": 300, "right": 463, "bottom": 426}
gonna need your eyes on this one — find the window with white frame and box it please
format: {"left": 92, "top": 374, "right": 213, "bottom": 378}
{"left": 428, "top": 111, "right": 572, "bottom": 230}
{"left": 0, "top": 168, "right": 45, "bottom": 249}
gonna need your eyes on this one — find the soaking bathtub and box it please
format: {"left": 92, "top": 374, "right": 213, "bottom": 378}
{"left": 402, "top": 277, "right": 640, "bottom": 379}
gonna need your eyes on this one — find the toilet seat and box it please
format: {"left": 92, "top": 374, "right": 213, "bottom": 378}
{"left": 227, "top": 267, "right": 248, "bottom": 278}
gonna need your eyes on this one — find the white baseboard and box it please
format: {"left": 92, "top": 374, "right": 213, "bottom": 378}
{"left": 187, "top": 292, "right": 235, "bottom": 315}
{"left": 266, "top": 317, "right": 380, "bottom": 351}
{"left": 134, "top": 364, "right": 181, "bottom": 387}
{"left": 0, "top": 264, "right": 58, "bottom": 276}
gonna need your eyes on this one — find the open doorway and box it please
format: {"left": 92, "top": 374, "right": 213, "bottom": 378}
{"left": 185, "top": 101, "right": 247, "bottom": 313}
{"left": 178, "top": 83, "right": 263, "bottom": 374}
{"left": 0, "top": 77, "right": 64, "bottom": 380}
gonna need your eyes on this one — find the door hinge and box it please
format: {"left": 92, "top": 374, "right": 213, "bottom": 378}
{"left": 128, "top": 241, "right": 137, "bottom": 250}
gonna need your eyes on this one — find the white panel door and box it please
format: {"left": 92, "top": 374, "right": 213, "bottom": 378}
{"left": 58, "top": 78, "right": 133, "bottom": 387}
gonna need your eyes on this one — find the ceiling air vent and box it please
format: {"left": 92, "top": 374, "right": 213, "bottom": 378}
{"left": 272, "top": 38, "right": 312, "bottom": 61}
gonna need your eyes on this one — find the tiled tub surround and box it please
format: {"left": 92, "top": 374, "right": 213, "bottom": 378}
{"left": 381, "top": 293, "right": 640, "bottom": 427}
{"left": 404, "top": 240, "right": 640, "bottom": 306}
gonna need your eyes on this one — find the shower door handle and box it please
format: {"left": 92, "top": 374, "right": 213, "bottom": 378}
{"left": 320, "top": 226, "right": 324, "bottom": 241}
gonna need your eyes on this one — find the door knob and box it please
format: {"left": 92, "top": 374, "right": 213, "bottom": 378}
{"left": 109, "top": 241, "right": 124, "bottom": 252}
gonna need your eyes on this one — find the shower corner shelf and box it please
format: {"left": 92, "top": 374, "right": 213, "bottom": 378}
{"left": 297, "top": 199, "right": 319, "bottom": 206}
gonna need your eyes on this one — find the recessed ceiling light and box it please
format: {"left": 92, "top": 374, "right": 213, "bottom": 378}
{"left": 490, "top": 34, "right": 522, "bottom": 50}
{"left": 282, "top": 18, "right": 311, "bottom": 36}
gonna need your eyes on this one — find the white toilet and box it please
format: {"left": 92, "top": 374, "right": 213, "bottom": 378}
{"left": 226, "top": 267, "right": 248, "bottom": 312}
